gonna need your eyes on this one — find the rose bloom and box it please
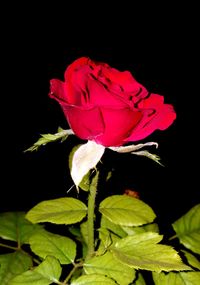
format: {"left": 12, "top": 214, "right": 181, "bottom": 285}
{"left": 49, "top": 57, "right": 176, "bottom": 147}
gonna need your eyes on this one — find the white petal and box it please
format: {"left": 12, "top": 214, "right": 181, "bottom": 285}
{"left": 71, "top": 141, "right": 105, "bottom": 187}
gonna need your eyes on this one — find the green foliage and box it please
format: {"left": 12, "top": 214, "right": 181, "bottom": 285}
{"left": 84, "top": 252, "right": 135, "bottom": 285}
{"left": 99, "top": 195, "right": 156, "bottom": 226}
{"left": 112, "top": 232, "right": 190, "bottom": 272}
{"left": 0, "top": 170, "right": 199, "bottom": 284}
{"left": 26, "top": 197, "right": 87, "bottom": 225}
{"left": 1, "top": 198, "right": 199, "bottom": 284}
{"left": 100, "top": 216, "right": 127, "bottom": 238}
{"left": 172, "top": 204, "right": 200, "bottom": 254}
{"left": 24, "top": 127, "right": 72, "bottom": 152}
{"left": 132, "top": 150, "right": 164, "bottom": 166}
{"left": 71, "top": 274, "right": 117, "bottom": 285}
{"left": 182, "top": 250, "right": 200, "bottom": 270}
{"left": 0, "top": 251, "right": 32, "bottom": 285}
{"left": 9, "top": 256, "right": 62, "bottom": 285}
{"left": 153, "top": 271, "right": 200, "bottom": 285}
{"left": 122, "top": 222, "right": 159, "bottom": 236}
{"left": 0, "top": 212, "right": 42, "bottom": 245}
{"left": 29, "top": 229, "right": 76, "bottom": 264}
{"left": 133, "top": 273, "right": 146, "bottom": 284}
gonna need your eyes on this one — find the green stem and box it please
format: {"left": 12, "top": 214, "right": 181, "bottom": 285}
{"left": 0, "top": 242, "right": 18, "bottom": 251}
{"left": 168, "top": 234, "right": 177, "bottom": 241}
{"left": 63, "top": 262, "right": 83, "bottom": 284}
{"left": 86, "top": 171, "right": 99, "bottom": 260}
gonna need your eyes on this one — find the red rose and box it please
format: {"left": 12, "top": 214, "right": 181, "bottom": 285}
{"left": 49, "top": 57, "right": 176, "bottom": 147}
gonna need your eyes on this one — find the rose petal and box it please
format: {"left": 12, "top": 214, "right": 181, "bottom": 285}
{"left": 94, "top": 107, "right": 143, "bottom": 146}
{"left": 86, "top": 76, "right": 131, "bottom": 107}
{"left": 64, "top": 57, "right": 89, "bottom": 81}
{"left": 63, "top": 105, "right": 105, "bottom": 141}
{"left": 49, "top": 79, "right": 69, "bottom": 104}
{"left": 125, "top": 94, "right": 176, "bottom": 142}
{"left": 65, "top": 58, "right": 131, "bottom": 108}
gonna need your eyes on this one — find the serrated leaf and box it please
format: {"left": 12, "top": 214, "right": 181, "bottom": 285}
{"left": 0, "top": 251, "right": 32, "bottom": 285}
{"left": 153, "top": 271, "right": 200, "bottom": 285}
{"left": 99, "top": 195, "right": 156, "bottom": 226}
{"left": 71, "top": 274, "right": 117, "bottom": 285}
{"left": 84, "top": 251, "right": 135, "bottom": 285}
{"left": 24, "top": 128, "right": 73, "bottom": 152}
{"left": 182, "top": 250, "right": 200, "bottom": 270}
{"left": 29, "top": 229, "right": 76, "bottom": 264}
{"left": 172, "top": 204, "right": 200, "bottom": 254}
{"left": 71, "top": 141, "right": 105, "bottom": 187}
{"left": 112, "top": 232, "right": 190, "bottom": 272}
{"left": 9, "top": 256, "right": 62, "bottom": 285}
{"left": 133, "top": 273, "right": 146, "bottom": 285}
{"left": 69, "top": 145, "right": 91, "bottom": 191}
{"left": 26, "top": 197, "right": 87, "bottom": 225}
{"left": 132, "top": 150, "right": 163, "bottom": 166}
{"left": 0, "top": 212, "right": 42, "bottom": 245}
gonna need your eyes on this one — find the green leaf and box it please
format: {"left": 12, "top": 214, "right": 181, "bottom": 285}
{"left": 100, "top": 216, "right": 127, "bottom": 238}
{"left": 97, "top": 228, "right": 120, "bottom": 255}
{"left": 122, "top": 223, "right": 159, "bottom": 236}
{"left": 0, "top": 251, "right": 32, "bottom": 285}
{"left": 98, "top": 216, "right": 125, "bottom": 255}
{"left": 153, "top": 271, "right": 200, "bottom": 285}
{"left": 172, "top": 204, "right": 200, "bottom": 254}
{"left": 133, "top": 273, "right": 146, "bottom": 285}
{"left": 68, "top": 225, "right": 82, "bottom": 239}
{"left": 80, "top": 221, "right": 89, "bottom": 245}
{"left": 99, "top": 195, "right": 156, "bottom": 226}
{"left": 26, "top": 197, "right": 87, "bottom": 225}
{"left": 182, "top": 250, "right": 200, "bottom": 270}
{"left": 29, "top": 229, "right": 76, "bottom": 264}
{"left": 9, "top": 256, "right": 62, "bottom": 285}
{"left": 112, "top": 232, "right": 190, "bottom": 272}
{"left": 100, "top": 217, "right": 159, "bottom": 240}
{"left": 71, "top": 274, "right": 118, "bottom": 285}
{"left": 0, "top": 212, "right": 42, "bottom": 245}
{"left": 84, "top": 251, "right": 135, "bottom": 285}
{"left": 132, "top": 150, "right": 164, "bottom": 166}
{"left": 69, "top": 145, "right": 91, "bottom": 191}
{"left": 24, "top": 127, "right": 73, "bottom": 152}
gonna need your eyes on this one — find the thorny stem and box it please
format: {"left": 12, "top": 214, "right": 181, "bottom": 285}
{"left": 85, "top": 171, "right": 99, "bottom": 260}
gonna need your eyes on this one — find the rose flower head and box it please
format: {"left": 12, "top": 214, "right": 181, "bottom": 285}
{"left": 49, "top": 57, "right": 176, "bottom": 147}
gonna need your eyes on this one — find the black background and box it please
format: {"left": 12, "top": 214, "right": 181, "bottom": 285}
{"left": 1, "top": 3, "right": 199, "bottom": 237}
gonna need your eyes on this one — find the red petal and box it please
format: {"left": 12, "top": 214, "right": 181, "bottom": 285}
{"left": 49, "top": 79, "right": 69, "bottom": 104}
{"left": 62, "top": 105, "right": 105, "bottom": 141}
{"left": 94, "top": 107, "right": 143, "bottom": 146}
{"left": 125, "top": 94, "right": 176, "bottom": 142}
